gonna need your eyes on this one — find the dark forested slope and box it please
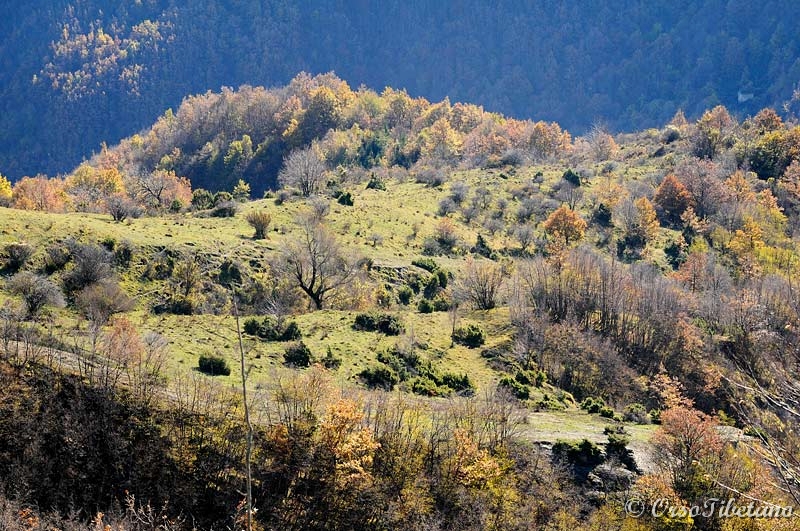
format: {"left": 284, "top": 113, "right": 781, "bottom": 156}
{"left": 2, "top": 0, "right": 800, "bottom": 179}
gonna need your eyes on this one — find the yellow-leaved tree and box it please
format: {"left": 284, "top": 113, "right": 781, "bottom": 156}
{"left": 0, "top": 174, "right": 12, "bottom": 206}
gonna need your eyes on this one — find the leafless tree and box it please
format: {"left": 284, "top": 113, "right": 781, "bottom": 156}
{"left": 456, "top": 258, "right": 505, "bottom": 310}
{"left": 279, "top": 215, "right": 359, "bottom": 310}
{"left": 7, "top": 271, "right": 65, "bottom": 318}
{"left": 278, "top": 146, "right": 327, "bottom": 197}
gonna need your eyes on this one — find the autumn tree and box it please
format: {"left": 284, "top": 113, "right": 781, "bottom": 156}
{"left": 616, "top": 197, "right": 659, "bottom": 258}
{"left": 12, "top": 175, "right": 67, "bottom": 212}
{"left": 692, "top": 105, "right": 735, "bottom": 159}
{"left": 128, "top": 169, "right": 192, "bottom": 212}
{"left": 543, "top": 205, "right": 587, "bottom": 246}
{"left": 279, "top": 215, "right": 359, "bottom": 309}
{"left": 0, "top": 174, "right": 11, "bottom": 207}
{"left": 66, "top": 164, "right": 125, "bottom": 212}
{"left": 653, "top": 174, "right": 692, "bottom": 226}
{"left": 278, "top": 146, "right": 327, "bottom": 197}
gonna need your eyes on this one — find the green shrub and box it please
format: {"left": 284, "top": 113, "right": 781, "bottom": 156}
{"left": 412, "top": 258, "right": 439, "bottom": 273}
{"left": 113, "top": 240, "right": 134, "bottom": 268}
{"left": 284, "top": 341, "right": 313, "bottom": 367}
{"left": 322, "top": 347, "right": 342, "bottom": 370}
{"left": 211, "top": 201, "right": 237, "bottom": 217}
{"left": 499, "top": 376, "right": 530, "bottom": 400}
{"left": 397, "top": 286, "right": 413, "bottom": 305}
{"left": 423, "top": 274, "right": 440, "bottom": 299}
{"left": 198, "top": 355, "right": 231, "bottom": 376}
{"left": 599, "top": 406, "right": 615, "bottom": 419}
{"left": 280, "top": 321, "right": 302, "bottom": 341}
{"left": 580, "top": 397, "right": 606, "bottom": 414}
{"left": 435, "top": 269, "right": 448, "bottom": 289}
{"left": 191, "top": 188, "right": 214, "bottom": 210}
{"left": 441, "top": 372, "right": 474, "bottom": 395}
{"left": 213, "top": 191, "right": 233, "bottom": 205}
{"left": 432, "top": 294, "right": 450, "bottom": 312}
{"left": 417, "top": 299, "right": 434, "bottom": 313}
{"left": 410, "top": 376, "right": 451, "bottom": 397}
{"left": 353, "top": 313, "right": 404, "bottom": 335}
{"left": 623, "top": 403, "right": 650, "bottom": 424}
{"left": 243, "top": 317, "right": 261, "bottom": 336}
{"left": 552, "top": 439, "right": 603, "bottom": 467}
{"left": 562, "top": 168, "right": 581, "bottom": 187}
{"left": 366, "top": 174, "right": 386, "bottom": 190}
{"left": 359, "top": 366, "right": 398, "bottom": 390}
{"left": 337, "top": 192, "right": 354, "bottom": 206}
{"left": 452, "top": 324, "right": 486, "bottom": 348}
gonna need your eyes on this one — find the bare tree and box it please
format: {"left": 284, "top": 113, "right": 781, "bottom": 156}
{"left": 280, "top": 215, "right": 359, "bottom": 310}
{"left": 456, "top": 258, "right": 505, "bottom": 310}
{"left": 278, "top": 146, "right": 327, "bottom": 197}
{"left": 7, "top": 271, "right": 65, "bottom": 318}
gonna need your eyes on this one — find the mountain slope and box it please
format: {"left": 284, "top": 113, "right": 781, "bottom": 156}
{"left": 3, "top": 0, "right": 800, "bottom": 179}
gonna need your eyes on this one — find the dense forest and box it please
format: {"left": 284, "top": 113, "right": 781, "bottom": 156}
{"left": 3, "top": 0, "right": 800, "bottom": 179}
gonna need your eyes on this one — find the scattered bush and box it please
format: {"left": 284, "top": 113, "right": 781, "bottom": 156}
{"left": 580, "top": 397, "right": 606, "bottom": 415}
{"left": 3, "top": 242, "right": 34, "bottom": 273}
{"left": 452, "top": 324, "right": 486, "bottom": 348}
{"left": 366, "top": 174, "right": 386, "bottom": 190}
{"left": 432, "top": 294, "right": 450, "bottom": 312}
{"left": 113, "top": 240, "right": 135, "bottom": 269}
{"left": 417, "top": 298, "right": 434, "bottom": 313}
{"left": 191, "top": 188, "right": 215, "bottom": 210}
{"left": 336, "top": 191, "right": 354, "bottom": 205}
{"left": 322, "top": 347, "right": 342, "bottom": 370}
{"left": 284, "top": 341, "right": 313, "bottom": 367}
{"left": 211, "top": 201, "right": 237, "bottom": 217}
{"left": 499, "top": 376, "right": 531, "bottom": 400}
{"left": 552, "top": 439, "right": 604, "bottom": 468}
{"left": 43, "top": 242, "right": 71, "bottom": 273}
{"left": 397, "top": 286, "right": 413, "bottom": 305}
{"left": 412, "top": 257, "right": 439, "bottom": 273}
{"left": 63, "top": 243, "right": 112, "bottom": 292}
{"left": 243, "top": 316, "right": 302, "bottom": 341}
{"left": 359, "top": 365, "right": 398, "bottom": 390}
{"left": 8, "top": 271, "right": 65, "bottom": 318}
{"left": 246, "top": 210, "right": 272, "bottom": 239}
{"left": 599, "top": 406, "right": 615, "bottom": 419}
{"left": 562, "top": 168, "right": 581, "bottom": 187}
{"left": 353, "top": 312, "right": 404, "bottom": 335}
{"left": 198, "top": 355, "right": 231, "bottom": 376}
{"left": 107, "top": 194, "right": 137, "bottom": 222}
{"left": 623, "top": 403, "right": 650, "bottom": 424}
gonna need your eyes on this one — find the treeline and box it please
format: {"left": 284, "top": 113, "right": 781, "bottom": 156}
{"left": 0, "top": 351, "right": 791, "bottom": 531}
{"left": 4, "top": 0, "right": 800, "bottom": 178}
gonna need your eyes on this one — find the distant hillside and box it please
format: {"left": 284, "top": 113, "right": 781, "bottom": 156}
{"left": 2, "top": 0, "right": 800, "bottom": 179}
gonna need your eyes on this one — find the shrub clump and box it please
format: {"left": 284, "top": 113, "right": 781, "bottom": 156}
{"left": 198, "top": 355, "right": 231, "bottom": 376}
{"left": 359, "top": 365, "right": 399, "bottom": 390}
{"left": 353, "top": 313, "right": 404, "bottom": 335}
{"left": 284, "top": 341, "right": 313, "bottom": 367}
{"left": 580, "top": 396, "right": 605, "bottom": 414}
{"left": 243, "top": 316, "right": 302, "bottom": 341}
{"left": 452, "top": 324, "right": 486, "bottom": 348}
{"left": 397, "top": 286, "right": 413, "bottom": 305}
{"left": 499, "top": 376, "right": 530, "bottom": 400}
{"left": 412, "top": 257, "right": 439, "bottom": 273}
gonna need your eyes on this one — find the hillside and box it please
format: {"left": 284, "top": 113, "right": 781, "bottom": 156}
{"left": 2, "top": 75, "right": 800, "bottom": 528}
{"left": 3, "top": 0, "right": 800, "bottom": 179}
